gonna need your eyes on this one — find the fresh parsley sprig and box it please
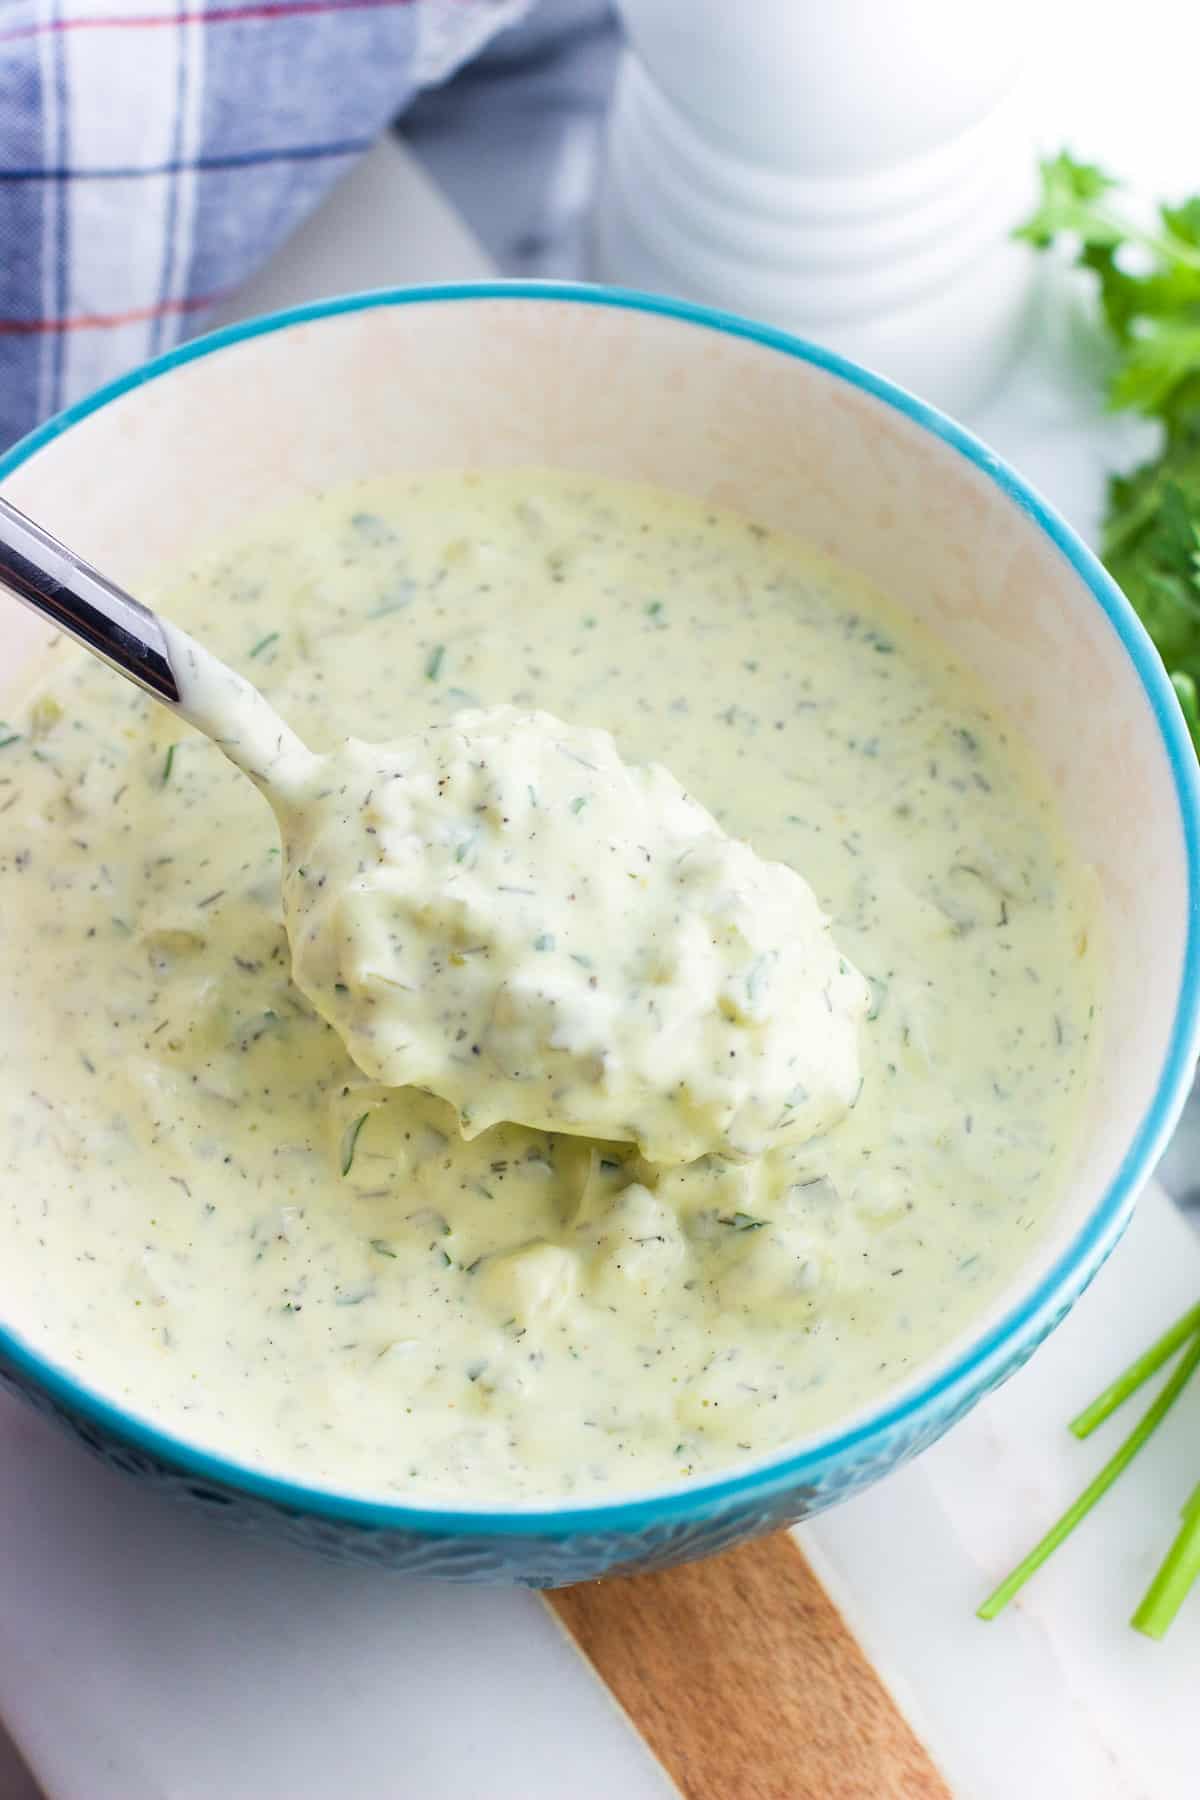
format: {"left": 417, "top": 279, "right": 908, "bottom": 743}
{"left": 1020, "top": 151, "right": 1200, "bottom": 749}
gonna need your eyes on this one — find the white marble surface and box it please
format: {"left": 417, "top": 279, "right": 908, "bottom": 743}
{"left": 0, "top": 1394, "right": 677, "bottom": 1800}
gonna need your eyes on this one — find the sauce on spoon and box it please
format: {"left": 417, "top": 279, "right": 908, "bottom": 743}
{"left": 275, "top": 704, "right": 868, "bottom": 1165}
{"left": 167, "top": 628, "right": 868, "bottom": 1163}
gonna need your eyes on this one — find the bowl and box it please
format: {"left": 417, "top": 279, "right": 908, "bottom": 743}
{"left": 1, "top": 284, "right": 1197, "bottom": 1586}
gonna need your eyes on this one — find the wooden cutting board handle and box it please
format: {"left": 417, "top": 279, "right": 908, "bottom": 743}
{"left": 548, "top": 1530, "right": 951, "bottom": 1800}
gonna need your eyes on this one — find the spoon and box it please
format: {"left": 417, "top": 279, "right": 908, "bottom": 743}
{"left": 0, "top": 494, "right": 317, "bottom": 797}
{"left": 0, "top": 493, "right": 870, "bottom": 1166}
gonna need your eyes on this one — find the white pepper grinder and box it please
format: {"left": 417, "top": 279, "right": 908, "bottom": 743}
{"left": 592, "top": 0, "right": 1047, "bottom": 419}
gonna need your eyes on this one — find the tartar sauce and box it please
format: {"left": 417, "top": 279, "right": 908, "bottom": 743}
{"left": 0, "top": 471, "right": 1099, "bottom": 1501}
{"left": 280, "top": 705, "right": 868, "bottom": 1164}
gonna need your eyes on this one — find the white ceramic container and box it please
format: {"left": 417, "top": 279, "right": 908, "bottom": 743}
{"left": 593, "top": 0, "right": 1046, "bottom": 416}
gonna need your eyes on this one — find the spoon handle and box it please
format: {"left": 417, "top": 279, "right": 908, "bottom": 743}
{"left": 0, "top": 493, "right": 315, "bottom": 798}
{"left": 0, "top": 494, "right": 181, "bottom": 705}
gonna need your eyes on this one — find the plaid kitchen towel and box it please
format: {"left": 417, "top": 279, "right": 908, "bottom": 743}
{"left": 0, "top": 0, "right": 528, "bottom": 449}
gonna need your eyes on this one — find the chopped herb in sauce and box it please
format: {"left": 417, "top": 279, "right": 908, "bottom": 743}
{"left": 340, "top": 1112, "right": 370, "bottom": 1177}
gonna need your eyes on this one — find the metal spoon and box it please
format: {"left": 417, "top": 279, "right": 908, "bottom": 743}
{"left": 0, "top": 493, "right": 316, "bottom": 796}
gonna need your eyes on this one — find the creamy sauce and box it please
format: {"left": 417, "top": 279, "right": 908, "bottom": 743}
{"left": 280, "top": 705, "right": 868, "bottom": 1164}
{"left": 0, "top": 472, "right": 1099, "bottom": 1501}
{"left": 165, "top": 626, "right": 870, "bottom": 1166}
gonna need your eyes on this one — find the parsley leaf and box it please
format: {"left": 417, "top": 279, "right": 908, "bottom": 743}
{"left": 1021, "top": 152, "right": 1200, "bottom": 749}
{"left": 1014, "top": 151, "right": 1122, "bottom": 250}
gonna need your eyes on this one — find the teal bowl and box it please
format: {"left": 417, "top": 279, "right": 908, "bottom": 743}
{"left": 1, "top": 285, "right": 1197, "bottom": 1585}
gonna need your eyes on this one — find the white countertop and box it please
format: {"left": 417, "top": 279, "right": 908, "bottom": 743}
{"left": 2, "top": 124, "right": 1200, "bottom": 1800}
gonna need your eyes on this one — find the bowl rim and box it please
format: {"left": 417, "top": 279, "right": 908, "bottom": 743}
{"left": 1, "top": 279, "right": 1198, "bottom": 1538}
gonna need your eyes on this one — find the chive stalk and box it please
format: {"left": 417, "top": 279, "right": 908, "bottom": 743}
{"left": 978, "top": 1328, "right": 1200, "bottom": 1622}
{"left": 1132, "top": 1483, "right": 1200, "bottom": 1640}
{"left": 340, "top": 1112, "right": 369, "bottom": 1177}
{"left": 1070, "top": 1301, "right": 1200, "bottom": 1439}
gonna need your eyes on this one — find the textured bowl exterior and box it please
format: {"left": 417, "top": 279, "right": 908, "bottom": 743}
{"left": 0, "top": 1202, "right": 1125, "bottom": 1585}
{"left": 0, "top": 283, "right": 1196, "bottom": 1584}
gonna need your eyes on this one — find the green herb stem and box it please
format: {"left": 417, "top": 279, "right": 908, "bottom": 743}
{"left": 1070, "top": 1300, "right": 1200, "bottom": 1439}
{"left": 340, "top": 1112, "right": 369, "bottom": 1177}
{"left": 1069, "top": 207, "right": 1200, "bottom": 276}
{"left": 978, "top": 1330, "right": 1200, "bottom": 1622}
{"left": 1132, "top": 1482, "right": 1200, "bottom": 1640}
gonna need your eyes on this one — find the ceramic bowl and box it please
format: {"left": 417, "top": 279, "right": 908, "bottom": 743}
{"left": 1, "top": 285, "right": 1197, "bottom": 1586}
